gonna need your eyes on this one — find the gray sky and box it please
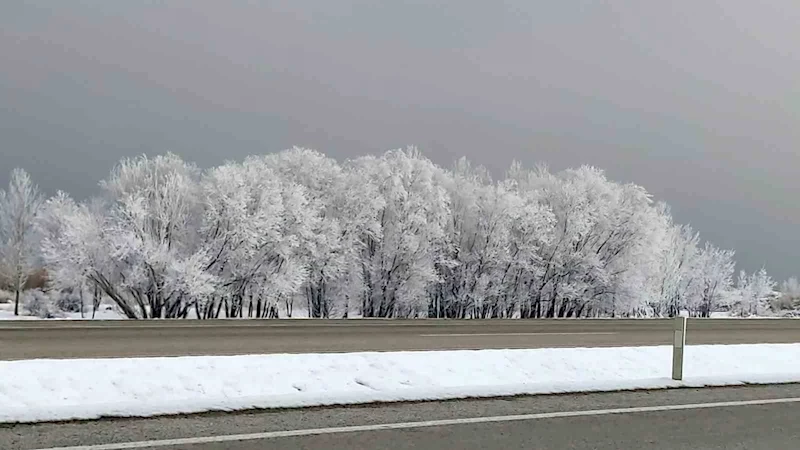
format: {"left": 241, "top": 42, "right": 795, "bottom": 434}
{"left": 1, "top": 1, "right": 799, "bottom": 280}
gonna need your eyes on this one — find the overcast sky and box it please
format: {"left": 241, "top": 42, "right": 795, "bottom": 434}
{"left": 1, "top": 1, "right": 798, "bottom": 280}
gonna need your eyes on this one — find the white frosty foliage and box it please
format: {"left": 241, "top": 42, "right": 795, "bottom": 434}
{"left": 17, "top": 147, "right": 769, "bottom": 319}
{"left": 0, "top": 169, "right": 44, "bottom": 316}
{"left": 23, "top": 289, "right": 63, "bottom": 319}
{"left": 731, "top": 268, "right": 775, "bottom": 317}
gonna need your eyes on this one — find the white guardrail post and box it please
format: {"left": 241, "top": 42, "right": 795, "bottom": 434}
{"left": 672, "top": 316, "right": 687, "bottom": 381}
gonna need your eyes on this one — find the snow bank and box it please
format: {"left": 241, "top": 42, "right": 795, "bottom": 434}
{"left": 2, "top": 344, "right": 800, "bottom": 423}
{"left": 0, "top": 309, "right": 126, "bottom": 320}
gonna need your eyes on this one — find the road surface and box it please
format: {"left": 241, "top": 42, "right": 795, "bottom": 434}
{"left": 4, "top": 384, "right": 799, "bottom": 449}
{"left": 1, "top": 319, "right": 800, "bottom": 360}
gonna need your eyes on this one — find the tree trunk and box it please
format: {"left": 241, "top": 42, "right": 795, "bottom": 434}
{"left": 284, "top": 296, "right": 293, "bottom": 318}
{"left": 92, "top": 285, "right": 100, "bottom": 319}
{"left": 307, "top": 289, "right": 313, "bottom": 319}
{"left": 215, "top": 298, "right": 224, "bottom": 318}
{"left": 575, "top": 302, "right": 587, "bottom": 318}
{"left": 557, "top": 299, "right": 569, "bottom": 318}
{"left": 14, "top": 288, "right": 20, "bottom": 316}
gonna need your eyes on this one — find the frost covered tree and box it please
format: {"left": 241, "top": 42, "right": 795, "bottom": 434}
{"left": 650, "top": 223, "right": 701, "bottom": 317}
{"left": 38, "top": 193, "right": 111, "bottom": 317}
{"left": 731, "top": 268, "right": 775, "bottom": 317}
{"left": 261, "top": 148, "right": 343, "bottom": 317}
{"left": 693, "top": 243, "right": 735, "bottom": 317}
{"left": 199, "top": 155, "right": 316, "bottom": 319}
{"left": 507, "top": 164, "right": 666, "bottom": 318}
{"left": 0, "top": 169, "right": 44, "bottom": 316}
{"left": 97, "top": 154, "right": 212, "bottom": 318}
{"left": 258, "top": 148, "right": 383, "bottom": 318}
{"left": 436, "top": 159, "right": 516, "bottom": 318}
{"left": 40, "top": 154, "right": 214, "bottom": 319}
{"left": 435, "top": 159, "right": 556, "bottom": 318}
{"left": 36, "top": 191, "right": 85, "bottom": 316}
{"left": 777, "top": 277, "right": 800, "bottom": 310}
{"left": 354, "top": 148, "right": 451, "bottom": 318}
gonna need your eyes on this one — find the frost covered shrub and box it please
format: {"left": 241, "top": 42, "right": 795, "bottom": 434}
{"left": 24, "top": 289, "right": 64, "bottom": 318}
{"left": 54, "top": 289, "right": 83, "bottom": 313}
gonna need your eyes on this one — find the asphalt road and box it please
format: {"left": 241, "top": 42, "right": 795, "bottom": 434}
{"left": 1, "top": 319, "right": 800, "bottom": 360}
{"left": 4, "top": 384, "right": 799, "bottom": 449}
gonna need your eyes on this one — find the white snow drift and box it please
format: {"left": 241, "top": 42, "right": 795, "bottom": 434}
{"left": 3, "top": 344, "right": 800, "bottom": 423}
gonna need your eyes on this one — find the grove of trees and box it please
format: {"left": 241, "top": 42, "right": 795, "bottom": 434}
{"left": 0, "top": 148, "right": 782, "bottom": 319}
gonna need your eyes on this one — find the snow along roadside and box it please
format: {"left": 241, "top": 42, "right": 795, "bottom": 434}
{"left": 3, "top": 344, "right": 800, "bottom": 424}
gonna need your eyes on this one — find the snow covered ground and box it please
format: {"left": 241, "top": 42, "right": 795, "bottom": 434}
{"left": 2, "top": 344, "right": 800, "bottom": 423}
{"left": 0, "top": 303, "right": 126, "bottom": 320}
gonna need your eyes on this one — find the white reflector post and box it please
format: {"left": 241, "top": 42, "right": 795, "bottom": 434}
{"left": 672, "top": 316, "right": 688, "bottom": 381}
